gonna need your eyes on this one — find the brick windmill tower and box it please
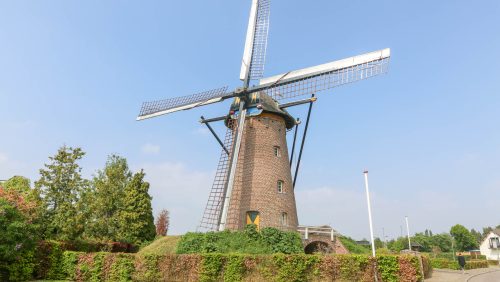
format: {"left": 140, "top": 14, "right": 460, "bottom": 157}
{"left": 137, "top": 0, "right": 390, "bottom": 232}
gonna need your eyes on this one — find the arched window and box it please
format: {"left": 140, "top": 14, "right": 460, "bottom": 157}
{"left": 277, "top": 180, "right": 284, "bottom": 193}
{"left": 281, "top": 212, "right": 288, "bottom": 226}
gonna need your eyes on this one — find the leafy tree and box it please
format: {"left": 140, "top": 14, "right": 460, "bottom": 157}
{"left": 450, "top": 224, "right": 478, "bottom": 251}
{"left": 35, "top": 146, "right": 88, "bottom": 240}
{"left": 117, "top": 170, "right": 156, "bottom": 244}
{"left": 412, "top": 233, "right": 432, "bottom": 252}
{"left": 470, "top": 229, "right": 483, "bottom": 245}
{"left": 482, "top": 227, "right": 493, "bottom": 238}
{"left": 155, "top": 209, "right": 170, "bottom": 236}
{"left": 387, "top": 237, "right": 408, "bottom": 252}
{"left": 430, "top": 233, "right": 453, "bottom": 252}
{"left": 374, "top": 237, "right": 384, "bottom": 249}
{"left": 0, "top": 188, "right": 39, "bottom": 280}
{"left": 85, "top": 155, "right": 131, "bottom": 241}
{"left": 3, "top": 176, "right": 43, "bottom": 220}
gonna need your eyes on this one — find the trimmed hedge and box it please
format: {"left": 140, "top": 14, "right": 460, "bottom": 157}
{"left": 428, "top": 252, "right": 486, "bottom": 261}
{"left": 32, "top": 252, "right": 430, "bottom": 282}
{"left": 488, "top": 259, "right": 499, "bottom": 266}
{"left": 430, "top": 258, "right": 489, "bottom": 270}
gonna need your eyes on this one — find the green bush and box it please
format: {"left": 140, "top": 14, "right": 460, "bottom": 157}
{"left": 5, "top": 251, "right": 36, "bottom": 282}
{"left": 430, "top": 258, "right": 488, "bottom": 270}
{"left": 377, "top": 255, "right": 399, "bottom": 282}
{"left": 176, "top": 225, "right": 303, "bottom": 255}
{"left": 488, "top": 259, "right": 499, "bottom": 266}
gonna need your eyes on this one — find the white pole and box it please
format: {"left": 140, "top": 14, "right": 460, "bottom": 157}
{"left": 363, "top": 171, "right": 376, "bottom": 257}
{"left": 405, "top": 216, "right": 411, "bottom": 251}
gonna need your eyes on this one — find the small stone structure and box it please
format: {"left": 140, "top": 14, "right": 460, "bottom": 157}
{"left": 298, "top": 225, "right": 349, "bottom": 254}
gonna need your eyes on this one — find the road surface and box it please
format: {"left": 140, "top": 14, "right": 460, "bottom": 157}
{"left": 468, "top": 269, "right": 500, "bottom": 282}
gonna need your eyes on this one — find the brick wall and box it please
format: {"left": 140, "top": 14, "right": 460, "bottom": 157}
{"left": 226, "top": 112, "right": 298, "bottom": 231}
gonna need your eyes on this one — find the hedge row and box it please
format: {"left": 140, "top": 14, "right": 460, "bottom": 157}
{"left": 427, "top": 252, "right": 486, "bottom": 261}
{"left": 33, "top": 252, "right": 431, "bottom": 282}
{"left": 487, "top": 259, "right": 499, "bottom": 266}
{"left": 3, "top": 240, "right": 138, "bottom": 281}
{"left": 430, "top": 258, "right": 489, "bottom": 270}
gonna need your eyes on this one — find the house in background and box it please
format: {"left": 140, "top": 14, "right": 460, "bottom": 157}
{"left": 480, "top": 229, "right": 500, "bottom": 260}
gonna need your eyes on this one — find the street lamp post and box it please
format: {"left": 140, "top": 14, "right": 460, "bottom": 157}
{"left": 405, "top": 216, "right": 411, "bottom": 251}
{"left": 363, "top": 171, "right": 376, "bottom": 257}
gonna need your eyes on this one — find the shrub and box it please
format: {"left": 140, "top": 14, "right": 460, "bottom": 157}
{"left": 377, "top": 255, "right": 399, "bottom": 282}
{"left": 488, "top": 259, "right": 499, "bottom": 266}
{"left": 430, "top": 258, "right": 488, "bottom": 270}
{"left": 176, "top": 226, "right": 303, "bottom": 255}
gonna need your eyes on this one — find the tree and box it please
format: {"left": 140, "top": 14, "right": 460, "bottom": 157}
{"left": 430, "top": 233, "right": 453, "bottom": 252}
{"left": 155, "top": 209, "right": 170, "bottom": 236}
{"left": 3, "top": 176, "right": 43, "bottom": 220}
{"left": 387, "top": 237, "right": 408, "bottom": 252}
{"left": 35, "top": 146, "right": 88, "bottom": 240}
{"left": 85, "top": 155, "right": 131, "bottom": 241}
{"left": 483, "top": 226, "right": 493, "bottom": 238}
{"left": 470, "top": 229, "right": 483, "bottom": 245}
{"left": 0, "top": 187, "right": 39, "bottom": 280}
{"left": 117, "top": 170, "right": 156, "bottom": 244}
{"left": 374, "top": 237, "right": 384, "bottom": 249}
{"left": 450, "top": 224, "right": 478, "bottom": 251}
{"left": 412, "top": 233, "right": 432, "bottom": 252}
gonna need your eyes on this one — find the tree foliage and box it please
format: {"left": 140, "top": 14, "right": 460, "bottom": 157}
{"left": 35, "top": 146, "right": 88, "bottom": 240}
{"left": 450, "top": 224, "right": 478, "bottom": 251}
{"left": 85, "top": 155, "right": 131, "bottom": 241}
{"left": 0, "top": 187, "right": 40, "bottom": 280}
{"left": 155, "top": 209, "right": 170, "bottom": 236}
{"left": 117, "top": 170, "right": 156, "bottom": 244}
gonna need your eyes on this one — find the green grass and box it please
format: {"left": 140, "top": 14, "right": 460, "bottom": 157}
{"left": 338, "top": 236, "right": 371, "bottom": 254}
{"left": 138, "top": 236, "right": 181, "bottom": 256}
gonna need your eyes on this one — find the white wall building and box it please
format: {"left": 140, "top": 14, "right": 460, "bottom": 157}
{"left": 480, "top": 230, "right": 500, "bottom": 260}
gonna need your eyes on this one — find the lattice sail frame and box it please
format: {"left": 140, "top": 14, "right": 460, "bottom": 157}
{"left": 262, "top": 57, "right": 390, "bottom": 102}
{"left": 137, "top": 86, "right": 230, "bottom": 120}
{"left": 198, "top": 119, "right": 238, "bottom": 231}
{"left": 249, "top": 0, "right": 271, "bottom": 79}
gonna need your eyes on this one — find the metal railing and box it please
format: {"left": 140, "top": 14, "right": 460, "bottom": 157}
{"left": 297, "top": 225, "right": 339, "bottom": 241}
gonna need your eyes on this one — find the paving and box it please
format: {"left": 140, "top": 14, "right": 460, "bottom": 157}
{"left": 426, "top": 267, "right": 500, "bottom": 282}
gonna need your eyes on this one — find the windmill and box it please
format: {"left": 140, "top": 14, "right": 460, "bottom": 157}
{"left": 137, "top": 0, "right": 390, "bottom": 232}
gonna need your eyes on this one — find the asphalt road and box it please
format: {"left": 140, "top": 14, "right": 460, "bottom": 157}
{"left": 468, "top": 269, "right": 500, "bottom": 282}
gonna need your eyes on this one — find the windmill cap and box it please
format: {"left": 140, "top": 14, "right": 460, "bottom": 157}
{"left": 226, "top": 92, "right": 296, "bottom": 129}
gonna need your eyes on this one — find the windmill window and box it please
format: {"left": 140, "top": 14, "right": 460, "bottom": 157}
{"left": 277, "top": 180, "right": 284, "bottom": 193}
{"left": 273, "top": 146, "right": 281, "bottom": 157}
{"left": 281, "top": 212, "right": 288, "bottom": 226}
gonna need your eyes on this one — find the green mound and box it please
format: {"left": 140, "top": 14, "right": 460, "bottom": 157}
{"left": 138, "top": 236, "right": 181, "bottom": 256}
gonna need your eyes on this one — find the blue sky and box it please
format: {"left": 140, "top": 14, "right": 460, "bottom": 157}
{"left": 1, "top": 1, "right": 499, "bottom": 239}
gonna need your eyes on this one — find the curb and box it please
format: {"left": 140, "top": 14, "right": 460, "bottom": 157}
{"left": 465, "top": 269, "right": 500, "bottom": 282}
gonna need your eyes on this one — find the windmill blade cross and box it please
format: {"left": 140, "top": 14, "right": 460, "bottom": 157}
{"left": 137, "top": 86, "right": 231, "bottom": 121}
{"left": 240, "top": 0, "right": 271, "bottom": 82}
{"left": 254, "top": 48, "right": 391, "bottom": 101}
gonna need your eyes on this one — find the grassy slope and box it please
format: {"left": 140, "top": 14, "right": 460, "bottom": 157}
{"left": 338, "top": 236, "right": 371, "bottom": 254}
{"left": 138, "top": 236, "right": 181, "bottom": 256}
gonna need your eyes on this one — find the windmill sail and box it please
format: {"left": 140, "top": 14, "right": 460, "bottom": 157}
{"left": 137, "top": 86, "right": 231, "bottom": 120}
{"left": 240, "top": 0, "right": 271, "bottom": 81}
{"left": 198, "top": 119, "right": 237, "bottom": 231}
{"left": 257, "top": 48, "right": 390, "bottom": 101}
